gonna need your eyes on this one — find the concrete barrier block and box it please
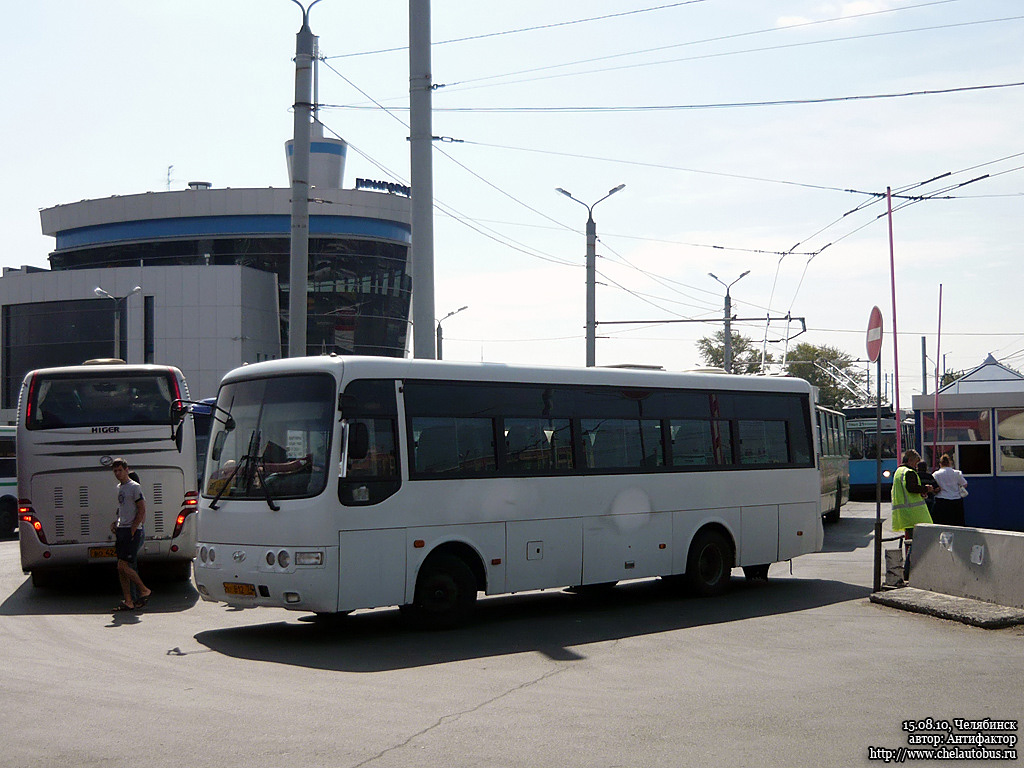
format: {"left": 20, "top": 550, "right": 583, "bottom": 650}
{"left": 910, "top": 524, "right": 1024, "bottom": 609}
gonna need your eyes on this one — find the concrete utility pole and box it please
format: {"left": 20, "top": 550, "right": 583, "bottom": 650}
{"left": 708, "top": 271, "right": 749, "bottom": 373}
{"left": 410, "top": 0, "right": 436, "bottom": 359}
{"left": 555, "top": 184, "right": 625, "bottom": 367}
{"left": 287, "top": 0, "right": 321, "bottom": 358}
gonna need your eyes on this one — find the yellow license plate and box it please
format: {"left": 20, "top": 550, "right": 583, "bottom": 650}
{"left": 223, "top": 582, "right": 257, "bottom": 597}
{"left": 89, "top": 547, "right": 116, "bottom": 559}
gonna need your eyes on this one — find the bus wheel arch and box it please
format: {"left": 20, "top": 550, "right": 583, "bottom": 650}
{"left": 406, "top": 543, "right": 483, "bottom": 628}
{"left": 684, "top": 524, "right": 735, "bottom": 597}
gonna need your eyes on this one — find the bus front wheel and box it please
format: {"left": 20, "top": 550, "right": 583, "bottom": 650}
{"left": 406, "top": 554, "right": 477, "bottom": 629}
{"left": 685, "top": 528, "right": 734, "bottom": 597}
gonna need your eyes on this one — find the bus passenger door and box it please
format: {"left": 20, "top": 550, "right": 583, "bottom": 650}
{"left": 338, "top": 529, "right": 407, "bottom": 611}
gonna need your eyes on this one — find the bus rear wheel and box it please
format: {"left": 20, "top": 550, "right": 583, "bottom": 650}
{"left": 406, "top": 554, "right": 477, "bottom": 629}
{"left": 824, "top": 482, "right": 842, "bottom": 524}
{"left": 685, "top": 528, "right": 733, "bottom": 597}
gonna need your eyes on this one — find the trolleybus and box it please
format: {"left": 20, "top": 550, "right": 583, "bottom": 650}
{"left": 844, "top": 406, "right": 915, "bottom": 497}
{"left": 17, "top": 362, "right": 199, "bottom": 585}
{"left": 189, "top": 356, "right": 824, "bottom": 626}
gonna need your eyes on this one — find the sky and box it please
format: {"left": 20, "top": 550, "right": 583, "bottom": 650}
{"left": 1, "top": 0, "right": 1021, "bottom": 408}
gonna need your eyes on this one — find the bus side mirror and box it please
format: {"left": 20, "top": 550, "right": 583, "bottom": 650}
{"left": 349, "top": 422, "right": 369, "bottom": 461}
{"left": 170, "top": 401, "right": 188, "bottom": 424}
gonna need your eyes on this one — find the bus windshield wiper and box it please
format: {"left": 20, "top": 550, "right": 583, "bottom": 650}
{"left": 208, "top": 430, "right": 279, "bottom": 511}
{"left": 208, "top": 459, "right": 242, "bottom": 510}
{"left": 250, "top": 456, "right": 280, "bottom": 511}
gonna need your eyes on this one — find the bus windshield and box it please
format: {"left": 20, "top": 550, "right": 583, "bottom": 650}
{"left": 27, "top": 371, "right": 179, "bottom": 429}
{"left": 205, "top": 374, "right": 335, "bottom": 500}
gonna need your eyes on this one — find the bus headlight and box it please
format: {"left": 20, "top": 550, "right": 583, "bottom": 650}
{"left": 200, "top": 546, "right": 208, "bottom": 563}
{"left": 277, "top": 550, "right": 291, "bottom": 569}
{"left": 266, "top": 551, "right": 276, "bottom": 567}
{"left": 295, "top": 551, "right": 324, "bottom": 566}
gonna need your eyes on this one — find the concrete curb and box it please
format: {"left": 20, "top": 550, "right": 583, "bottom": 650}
{"left": 869, "top": 587, "right": 1024, "bottom": 629}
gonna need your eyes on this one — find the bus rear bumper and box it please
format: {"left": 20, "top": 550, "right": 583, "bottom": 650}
{"left": 19, "top": 520, "right": 195, "bottom": 573}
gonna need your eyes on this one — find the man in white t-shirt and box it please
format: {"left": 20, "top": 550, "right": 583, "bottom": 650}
{"left": 110, "top": 458, "right": 152, "bottom": 611}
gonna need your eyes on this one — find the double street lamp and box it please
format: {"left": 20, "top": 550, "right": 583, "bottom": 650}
{"left": 436, "top": 305, "right": 468, "bottom": 361}
{"left": 94, "top": 286, "right": 142, "bottom": 362}
{"left": 707, "top": 271, "right": 749, "bottom": 374}
{"left": 556, "top": 183, "right": 626, "bottom": 367}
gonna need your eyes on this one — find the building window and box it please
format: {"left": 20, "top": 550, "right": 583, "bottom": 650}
{"left": 2, "top": 299, "right": 112, "bottom": 410}
{"left": 995, "top": 408, "right": 1024, "bottom": 475}
{"left": 921, "top": 409, "right": 992, "bottom": 476}
{"left": 144, "top": 295, "right": 155, "bottom": 364}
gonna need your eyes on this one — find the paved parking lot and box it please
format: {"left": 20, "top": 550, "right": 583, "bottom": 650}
{"left": 1, "top": 501, "right": 1021, "bottom": 768}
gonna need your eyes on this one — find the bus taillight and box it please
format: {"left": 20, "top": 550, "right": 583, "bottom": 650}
{"left": 173, "top": 497, "right": 197, "bottom": 538}
{"left": 19, "top": 508, "right": 48, "bottom": 544}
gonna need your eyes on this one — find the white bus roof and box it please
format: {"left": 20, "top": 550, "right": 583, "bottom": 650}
{"left": 219, "top": 355, "right": 813, "bottom": 395}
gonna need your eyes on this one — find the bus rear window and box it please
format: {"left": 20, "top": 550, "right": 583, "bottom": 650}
{"left": 27, "top": 373, "right": 178, "bottom": 430}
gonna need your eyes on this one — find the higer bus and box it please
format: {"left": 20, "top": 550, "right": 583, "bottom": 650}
{"left": 17, "top": 361, "right": 199, "bottom": 586}
{"left": 184, "top": 355, "right": 825, "bottom": 628}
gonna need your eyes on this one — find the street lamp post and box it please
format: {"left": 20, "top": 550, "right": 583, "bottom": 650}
{"left": 94, "top": 286, "right": 142, "bottom": 362}
{"left": 556, "top": 184, "right": 625, "bottom": 367}
{"left": 707, "top": 271, "right": 749, "bottom": 373}
{"left": 436, "top": 305, "right": 468, "bottom": 360}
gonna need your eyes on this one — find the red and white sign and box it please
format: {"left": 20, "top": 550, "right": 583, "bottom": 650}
{"left": 866, "top": 306, "right": 884, "bottom": 363}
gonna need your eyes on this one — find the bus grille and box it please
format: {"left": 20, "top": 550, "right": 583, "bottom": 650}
{"left": 81, "top": 515, "right": 90, "bottom": 537}
{"left": 153, "top": 511, "right": 164, "bottom": 535}
{"left": 55, "top": 515, "right": 65, "bottom": 538}
{"left": 54, "top": 488, "right": 64, "bottom": 510}
{"left": 153, "top": 483, "right": 164, "bottom": 505}
{"left": 79, "top": 486, "right": 89, "bottom": 508}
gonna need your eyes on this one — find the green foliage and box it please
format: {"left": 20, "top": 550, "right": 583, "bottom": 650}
{"left": 696, "top": 330, "right": 773, "bottom": 375}
{"left": 783, "top": 342, "right": 865, "bottom": 409}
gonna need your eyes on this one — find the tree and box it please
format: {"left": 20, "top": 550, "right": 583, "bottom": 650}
{"left": 783, "top": 343, "right": 865, "bottom": 409}
{"left": 696, "top": 330, "right": 773, "bottom": 375}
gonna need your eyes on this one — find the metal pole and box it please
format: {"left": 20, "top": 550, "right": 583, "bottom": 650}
{"left": 921, "top": 336, "right": 928, "bottom": 396}
{"left": 288, "top": 2, "right": 320, "bottom": 358}
{"left": 410, "top": 0, "right": 436, "bottom": 359}
{"left": 873, "top": 356, "right": 883, "bottom": 592}
{"left": 886, "top": 186, "right": 903, "bottom": 458}
{"left": 435, "top": 322, "right": 443, "bottom": 360}
{"left": 585, "top": 213, "right": 596, "bottom": 367}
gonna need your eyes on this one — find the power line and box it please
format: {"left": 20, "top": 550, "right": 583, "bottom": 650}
{"left": 324, "top": 80, "right": 1024, "bottom": 114}
{"left": 323, "top": 1, "right": 710, "bottom": 59}
{"left": 437, "top": 14, "right": 1023, "bottom": 93}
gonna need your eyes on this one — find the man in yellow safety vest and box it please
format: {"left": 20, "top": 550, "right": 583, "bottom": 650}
{"left": 891, "top": 448, "right": 933, "bottom": 581}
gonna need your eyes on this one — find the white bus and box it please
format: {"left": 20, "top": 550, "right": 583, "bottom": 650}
{"left": 191, "top": 356, "right": 824, "bottom": 626}
{"left": 17, "top": 362, "right": 199, "bottom": 586}
{"left": 0, "top": 425, "right": 16, "bottom": 535}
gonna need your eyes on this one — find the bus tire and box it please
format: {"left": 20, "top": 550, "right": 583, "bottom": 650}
{"left": 685, "top": 528, "right": 733, "bottom": 597}
{"left": 824, "top": 482, "right": 842, "bottom": 524}
{"left": 407, "top": 553, "right": 477, "bottom": 629}
{"left": 30, "top": 569, "right": 60, "bottom": 589}
{"left": 0, "top": 497, "right": 16, "bottom": 536}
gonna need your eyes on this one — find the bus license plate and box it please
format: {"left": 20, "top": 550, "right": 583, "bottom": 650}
{"left": 89, "top": 547, "right": 116, "bottom": 559}
{"left": 223, "top": 582, "right": 257, "bottom": 597}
